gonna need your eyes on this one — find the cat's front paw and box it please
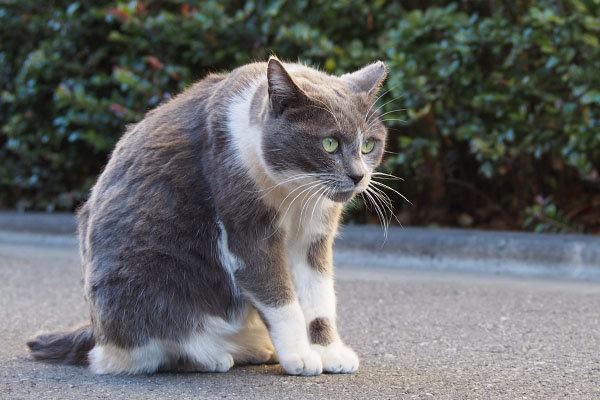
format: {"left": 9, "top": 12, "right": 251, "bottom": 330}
{"left": 312, "top": 342, "right": 359, "bottom": 374}
{"left": 278, "top": 348, "right": 323, "bottom": 376}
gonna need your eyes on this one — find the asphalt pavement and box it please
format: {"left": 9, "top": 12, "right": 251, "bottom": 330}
{"left": 0, "top": 225, "right": 599, "bottom": 399}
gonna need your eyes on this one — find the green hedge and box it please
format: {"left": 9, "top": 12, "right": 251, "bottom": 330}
{"left": 1, "top": 1, "right": 599, "bottom": 231}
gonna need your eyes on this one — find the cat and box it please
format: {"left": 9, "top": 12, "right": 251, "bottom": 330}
{"left": 27, "top": 56, "right": 388, "bottom": 376}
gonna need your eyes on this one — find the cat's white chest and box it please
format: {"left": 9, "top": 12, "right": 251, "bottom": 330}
{"left": 280, "top": 197, "right": 333, "bottom": 273}
{"left": 281, "top": 194, "right": 332, "bottom": 242}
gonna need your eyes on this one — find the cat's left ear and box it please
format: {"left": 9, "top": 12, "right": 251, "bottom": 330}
{"left": 267, "top": 57, "right": 308, "bottom": 116}
{"left": 341, "top": 61, "right": 388, "bottom": 98}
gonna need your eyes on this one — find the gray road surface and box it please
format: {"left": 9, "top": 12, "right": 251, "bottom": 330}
{"left": 1, "top": 230, "right": 599, "bottom": 399}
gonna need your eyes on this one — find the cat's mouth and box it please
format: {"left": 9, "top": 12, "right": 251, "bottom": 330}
{"left": 323, "top": 181, "right": 368, "bottom": 203}
{"left": 306, "top": 176, "right": 369, "bottom": 203}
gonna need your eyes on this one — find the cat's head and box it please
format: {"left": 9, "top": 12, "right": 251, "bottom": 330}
{"left": 261, "top": 57, "right": 388, "bottom": 203}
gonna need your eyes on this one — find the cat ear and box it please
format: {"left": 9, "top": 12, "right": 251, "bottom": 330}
{"left": 341, "top": 61, "right": 388, "bottom": 97}
{"left": 267, "top": 57, "right": 308, "bottom": 115}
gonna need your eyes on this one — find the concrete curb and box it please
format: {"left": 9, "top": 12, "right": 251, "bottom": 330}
{"left": 1, "top": 211, "right": 599, "bottom": 280}
{"left": 0, "top": 211, "right": 76, "bottom": 234}
{"left": 335, "top": 225, "right": 600, "bottom": 280}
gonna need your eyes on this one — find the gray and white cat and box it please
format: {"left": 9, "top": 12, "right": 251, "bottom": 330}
{"left": 27, "top": 57, "right": 388, "bottom": 376}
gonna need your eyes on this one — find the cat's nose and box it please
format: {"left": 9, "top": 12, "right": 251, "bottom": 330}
{"left": 347, "top": 173, "right": 364, "bottom": 185}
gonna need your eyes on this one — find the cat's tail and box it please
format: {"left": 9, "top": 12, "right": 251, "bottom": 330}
{"left": 26, "top": 323, "right": 95, "bottom": 365}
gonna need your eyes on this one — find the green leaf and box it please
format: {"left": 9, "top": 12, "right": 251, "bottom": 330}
{"left": 581, "top": 90, "right": 600, "bottom": 104}
{"left": 66, "top": 3, "right": 80, "bottom": 17}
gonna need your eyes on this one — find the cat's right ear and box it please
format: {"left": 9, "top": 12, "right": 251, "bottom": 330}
{"left": 341, "top": 61, "right": 388, "bottom": 98}
{"left": 267, "top": 57, "right": 308, "bottom": 116}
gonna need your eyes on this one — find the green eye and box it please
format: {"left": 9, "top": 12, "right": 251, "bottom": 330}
{"left": 361, "top": 138, "right": 375, "bottom": 154}
{"left": 322, "top": 137, "right": 339, "bottom": 153}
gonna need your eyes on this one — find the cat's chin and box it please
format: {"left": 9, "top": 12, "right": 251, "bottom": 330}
{"left": 328, "top": 190, "right": 356, "bottom": 203}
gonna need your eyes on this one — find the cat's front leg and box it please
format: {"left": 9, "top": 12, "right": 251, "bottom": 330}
{"left": 226, "top": 228, "right": 322, "bottom": 376}
{"left": 291, "top": 236, "right": 359, "bottom": 373}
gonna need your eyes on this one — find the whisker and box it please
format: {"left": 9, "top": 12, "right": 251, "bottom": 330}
{"left": 299, "top": 183, "right": 327, "bottom": 231}
{"left": 358, "top": 194, "right": 368, "bottom": 221}
{"left": 366, "top": 186, "right": 392, "bottom": 228}
{"left": 321, "top": 186, "right": 335, "bottom": 220}
{"left": 248, "top": 173, "right": 337, "bottom": 194}
{"left": 264, "top": 181, "right": 324, "bottom": 240}
{"left": 364, "top": 188, "right": 386, "bottom": 229}
{"left": 371, "top": 176, "right": 403, "bottom": 181}
{"left": 368, "top": 185, "right": 403, "bottom": 227}
{"left": 369, "top": 180, "right": 412, "bottom": 205}
{"left": 362, "top": 189, "right": 388, "bottom": 241}
{"left": 372, "top": 172, "right": 404, "bottom": 181}
{"left": 367, "top": 187, "right": 399, "bottom": 241}
{"left": 297, "top": 181, "right": 323, "bottom": 218}
{"left": 360, "top": 192, "right": 371, "bottom": 212}
{"left": 380, "top": 118, "right": 408, "bottom": 124}
{"left": 363, "top": 87, "right": 394, "bottom": 122}
{"left": 369, "top": 188, "right": 393, "bottom": 240}
{"left": 269, "top": 180, "right": 321, "bottom": 226}
{"left": 246, "top": 173, "right": 314, "bottom": 193}
{"left": 345, "top": 197, "right": 359, "bottom": 213}
{"left": 366, "top": 94, "right": 406, "bottom": 125}
{"left": 281, "top": 181, "right": 322, "bottom": 218}
{"left": 311, "top": 184, "right": 331, "bottom": 224}
{"left": 367, "top": 185, "right": 393, "bottom": 207}
{"left": 366, "top": 108, "right": 407, "bottom": 131}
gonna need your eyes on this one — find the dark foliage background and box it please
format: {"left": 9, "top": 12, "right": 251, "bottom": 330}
{"left": 1, "top": 0, "right": 599, "bottom": 232}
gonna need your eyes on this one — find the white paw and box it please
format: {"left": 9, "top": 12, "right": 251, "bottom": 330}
{"left": 312, "top": 342, "right": 359, "bottom": 374}
{"left": 279, "top": 348, "right": 323, "bottom": 376}
{"left": 199, "top": 353, "right": 234, "bottom": 373}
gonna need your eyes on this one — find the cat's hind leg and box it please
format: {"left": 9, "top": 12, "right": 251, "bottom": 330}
{"left": 229, "top": 307, "right": 278, "bottom": 365}
{"left": 176, "top": 316, "right": 248, "bottom": 373}
{"left": 182, "top": 309, "right": 278, "bottom": 369}
{"left": 90, "top": 337, "right": 236, "bottom": 374}
{"left": 178, "top": 336, "right": 235, "bottom": 373}
{"left": 90, "top": 315, "right": 272, "bottom": 374}
{"left": 89, "top": 319, "right": 239, "bottom": 374}
{"left": 88, "top": 340, "right": 168, "bottom": 375}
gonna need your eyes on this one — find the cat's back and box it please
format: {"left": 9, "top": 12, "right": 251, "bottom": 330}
{"left": 78, "top": 72, "right": 233, "bottom": 267}
{"left": 88, "top": 62, "right": 267, "bottom": 200}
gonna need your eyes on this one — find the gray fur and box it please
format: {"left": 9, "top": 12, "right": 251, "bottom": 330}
{"left": 307, "top": 236, "right": 333, "bottom": 274}
{"left": 309, "top": 318, "right": 334, "bottom": 346}
{"left": 27, "top": 57, "right": 388, "bottom": 371}
{"left": 27, "top": 324, "right": 94, "bottom": 365}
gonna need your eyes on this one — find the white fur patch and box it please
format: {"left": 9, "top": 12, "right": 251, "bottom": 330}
{"left": 284, "top": 208, "right": 337, "bottom": 324}
{"left": 179, "top": 316, "right": 240, "bottom": 372}
{"left": 89, "top": 311, "right": 275, "bottom": 375}
{"left": 258, "top": 301, "right": 322, "bottom": 375}
{"left": 290, "top": 259, "right": 337, "bottom": 324}
{"left": 216, "top": 219, "right": 242, "bottom": 296}
{"left": 89, "top": 340, "right": 167, "bottom": 375}
{"left": 227, "top": 80, "right": 270, "bottom": 184}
